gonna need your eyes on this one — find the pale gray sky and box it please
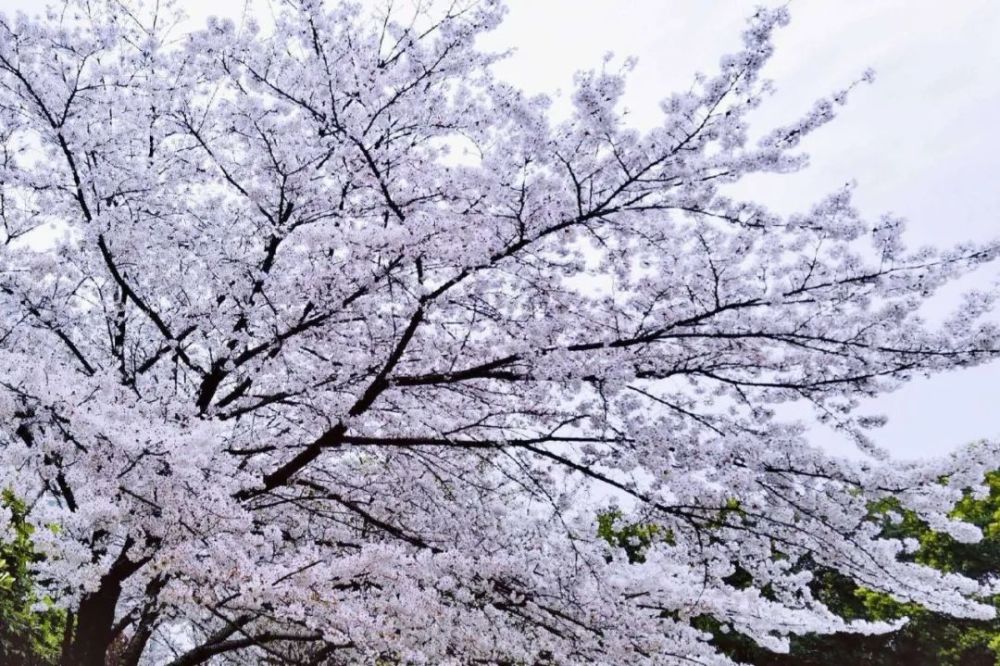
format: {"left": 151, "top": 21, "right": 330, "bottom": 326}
{"left": 3, "top": 0, "right": 998, "bottom": 460}
{"left": 483, "top": 1, "right": 1000, "bottom": 461}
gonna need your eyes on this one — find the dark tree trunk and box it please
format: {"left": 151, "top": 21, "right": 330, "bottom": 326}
{"left": 61, "top": 539, "right": 151, "bottom": 666}
{"left": 62, "top": 574, "right": 125, "bottom": 666}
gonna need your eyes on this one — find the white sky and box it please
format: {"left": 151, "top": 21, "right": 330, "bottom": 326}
{"left": 2, "top": 0, "right": 998, "bottom": 460}
{"left": 482, "top": 1, "right": 1000, "bottom": 461}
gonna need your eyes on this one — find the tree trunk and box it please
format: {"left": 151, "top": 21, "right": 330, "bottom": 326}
{"left": 61, "top": 539, "right": 150, "bottom": 666}
{"left": 62, "top": 576, "right": 124, "bottom": 666}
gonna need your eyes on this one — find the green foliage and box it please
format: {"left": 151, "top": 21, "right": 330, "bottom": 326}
{"left": 596, "top": 510, "right": 672, "bottom": 564}
{"left": 0, "top": 491, "right": 65, "bottom": 665}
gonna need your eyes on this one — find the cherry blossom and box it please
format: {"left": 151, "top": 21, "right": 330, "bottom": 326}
{"left": 0, "top": 1, "right": 997, "bottom": 664}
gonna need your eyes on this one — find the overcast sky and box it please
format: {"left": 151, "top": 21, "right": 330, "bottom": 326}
{"left": 484, "top": 1, "right": 1000, "bottom": 461}
{"left": 3, "top": 0, "right": 998, "bottom": 460}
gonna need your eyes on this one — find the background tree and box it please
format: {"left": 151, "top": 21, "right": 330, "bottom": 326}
{"left": 599, "top": 471, "right": 1000, "bottom": 664}
{"left": 777, "top": 471, "right": 1000, "bottom": 666}
{"left": 0, "top": 491, "right": 65, "bottom": 665}
{"left": 0, "top": 0, "right": 998, "bottom": 664}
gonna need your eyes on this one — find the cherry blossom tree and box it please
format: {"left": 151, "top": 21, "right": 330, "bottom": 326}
{"left": 0, "top": 0, "right": 998, "bottom": 664}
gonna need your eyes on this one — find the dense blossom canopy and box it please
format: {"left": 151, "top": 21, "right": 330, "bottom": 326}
{"left": 0, "top": 1, "right": 998, "bottom": 663}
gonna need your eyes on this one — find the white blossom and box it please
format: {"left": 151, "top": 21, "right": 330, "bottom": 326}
{"left": 0, "top": 1, "right": 996, "bottom": 664}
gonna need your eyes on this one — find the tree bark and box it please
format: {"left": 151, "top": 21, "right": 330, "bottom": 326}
{"left": 61, "top": 540, "right": 150, "bottom": 666}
